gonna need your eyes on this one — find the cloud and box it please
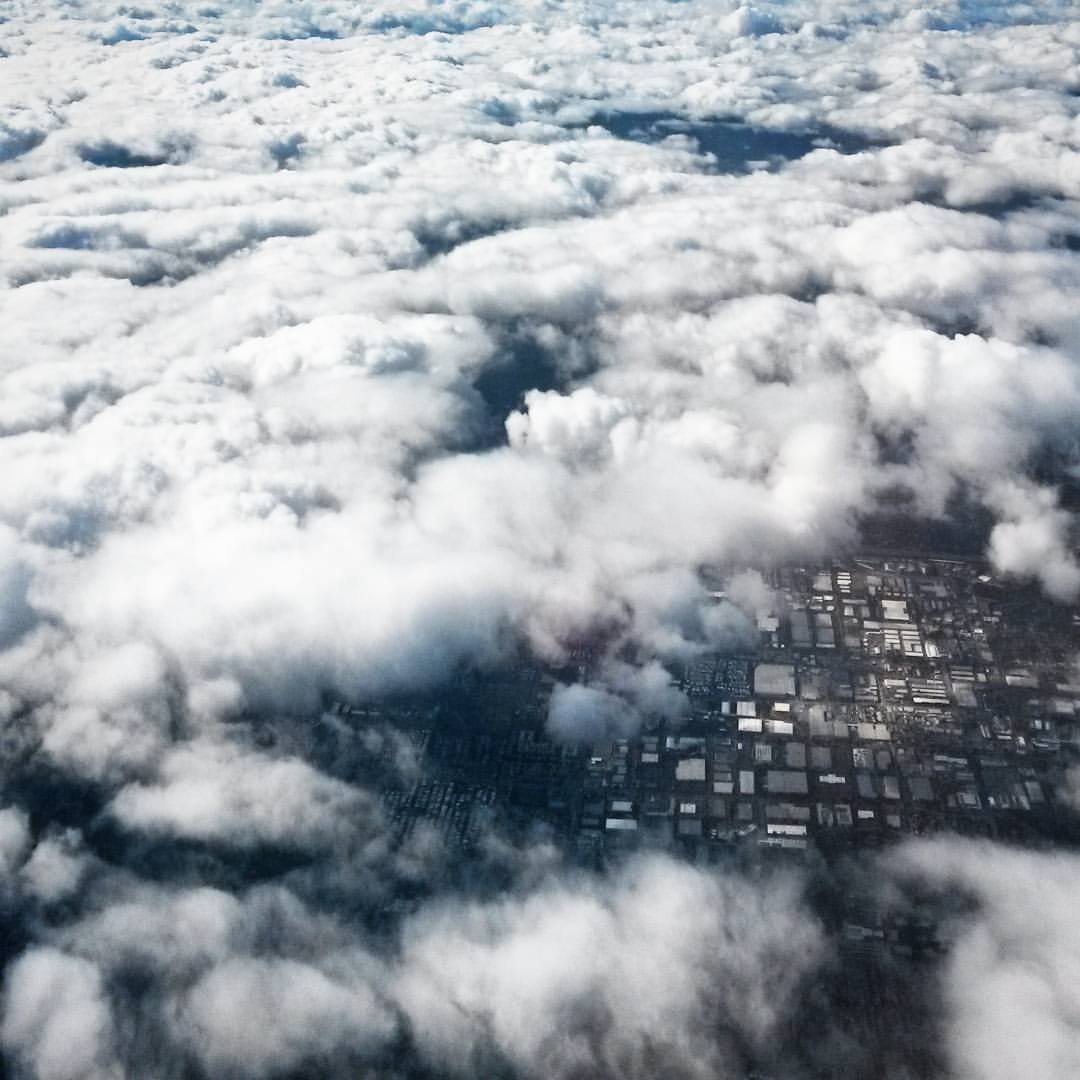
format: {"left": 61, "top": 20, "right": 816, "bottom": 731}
{"left": 0, "top": 1, "right": 1079, "bottom": 1074}
{"left": 546, "top": 682, "right": 639, "bottom": 743}
{"left": 0, "top": 0, "right": 1077, "bottom": 778}
{"left": 0, "top": 851, "right": 828, "bottom": 1079}
{"left": 987, "top": 483, "right": 1080, "bottom": 601}
{"left": 891, "top": 841, "right": 1080, "bottom": 1080}
{"left": 1, "top": 949, "right": 119, "bottom": 1080}
{"left": 106, "top": 737, "right": 385, "bottom": 853}
{"left": 179, "top": 956, "right": 396, "bottom": 1078}
{"left": 395, "top": 855, "right": 823, "bottom": 1079}
{"left": 19, "top": 830, "right": 90, "bottom": 906}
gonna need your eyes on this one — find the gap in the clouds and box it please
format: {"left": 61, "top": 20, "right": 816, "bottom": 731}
{"left": 412, "top": 216, "right": 512, "bottom": 259}
{"left": 366, "top": 11, "right": 500, "bottom": 35}
{"left": 918, "top": 190, "right": 1048, "bottom": 220}
{"left": 587, "top": 112, "right": 879, "bottom": 173}
{"left": 29, "top": 223, "right": 149, "bottom": 252}
{"left": 858, "top": 488, "right": 996, "bottom": 560}
{"left": 470, "top": 329, "right": 575, "bottom": 448}
{"left": 21, "top": 213, "right": 319, "bottom": 290}
{"left": 1031, "top": 444, "right": 1080, "bottom": 514}
{"left": 474, "top": 335, "right": 560, "bottom": 417}
{"left": 261, "top": 22, "right": 341, "bottom": 41}
{"left": 268, "top": 133, "right": 306, "bottom": 169}
{"left": 0, "top": 763, "right": 315, "bottom": 895}
{"left": 962, "top": 191, "right": 1046, "bottom": 217}
{"left": 76, "top": 143, "right": 176, "bottom": 169}
{"left": 0, "top": 127, "right": 46, "bottom": 164}
{"left": 90, "top": 823, "right": 317, "bottom": 892}
{"left": 5, "top": 765, "right": 106, "bottom": 837}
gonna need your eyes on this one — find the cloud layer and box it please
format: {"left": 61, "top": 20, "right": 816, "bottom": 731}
{"left": 0, "top": 849, "right": 823, "bottom": 1080}
{"left": 1, "top": 1, "right": 1080, "bottom": 1077}
{"left": 1, "top": 0, "right": 1078, "bottom": 759}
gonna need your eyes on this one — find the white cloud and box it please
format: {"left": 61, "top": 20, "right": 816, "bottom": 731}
{"left": 546, "top": 682, "right": 639, "bottom": 743}
{"left": 180, "top": 956, "right": 396, "bottom": 1078}
{"left": 0, "top": 0, "right": 1076, "bottom": 772}
{"left": 987, "top": 483, "right": 1080, "bottom": 601}
{"left": 507, "top": 386, "right": 632, "bottom": 464}
{"left": 107, "top": 737, "right": 383, "bottom": 852}
{"left": 892, "top": 841, "right": 1080, "bottom": 1080}
{"left": 20, "top": 830, "right": 90, "bottom": 906}
{"left": 1, "top": 949, "right": 119, "bottom": 1080}
{"left": 0, "top": 852, "right": 827, "bottom": 1078}
{"left": 396, "top": 854, "right": 823, "bottom": 1078}
{"left": 0, "top": 2, "right": 1078, "bottom": 1071}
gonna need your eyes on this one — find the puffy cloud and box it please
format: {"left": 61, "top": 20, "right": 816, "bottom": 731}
{"left": 0, "top": 0, "right": 1079, "bottom": 1073}
{"left": 987, "top": 483, "right": 1080, "bottom": 601}
{"left": 107, "top": 737, "right": 384, "bottom": 852}
{"left": 179, "top": 956, "right": 396, "bottom": 1078}
{"left": 0, "top": 0, "right": 1076, "bottom": 773}
{"left": 546, "top": 656, "right": 693, "bottom": 745}
{"left": 395, "top": 855, "right": 824, "bottom": 1079}
{"left": 0, "top": 850, "right": 829, "bottom": 1079}
{"left": 15, "top": 637, "right": 179, "bottom": 783}
{"left": 602, "top": 658, "right": 690, "bottom": 722}
{"left": 547, "top": 682, "right": 639, "bottom": 743}
{"left": 10, "top": 884, "right": 398, "bottom": 1076}
{"left": 892, "top": 841, "right": 1080, "bottom": 1080}
{"left": 19, "top": 830, "right": 90, "bottom": 906}
{"left": 507, "top": 386, "right": 632, "bottom": 463}
{"left": 1, "top": 949, "right": 119, "bottom": 1080}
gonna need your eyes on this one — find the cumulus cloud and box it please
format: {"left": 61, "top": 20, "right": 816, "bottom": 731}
{"left": 0, "top": 0, "right": 1076, "bottom": 781}
{"left": 987, "top": 483, "right": 1080, "bottom": 600}
{"left": 0, "top": 0, "right": 1078, "bottom": 1074}
{"left": 396, "top": 856, "right": 823, "bottom": 1079}
{"left": 0, "top": 853, "right": 825, "bottom": 1079}
{"left": 106, "top": 737, "right": 385, "bottom": 853}
{"left": 180, "top": 956, "right": 396, "bottom": 1078}
{"left": 891, "top": 841, "right": 1080, "bottom": 1080}
{"left": 19, "top": 830, "right": 90, "bottom": 906}
{"left": 506, "top": 386, "right": 633, "bottom": 464}
{"left": 546, "top": 682, "right": 639, "bottom": 743}
{"left": 2, "top": 949, "right": 119, "bottom": 1080}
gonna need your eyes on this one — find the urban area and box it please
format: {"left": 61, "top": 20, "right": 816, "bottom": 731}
{"left": 325, "top": 554, "right": 1080, "bottom": 870}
